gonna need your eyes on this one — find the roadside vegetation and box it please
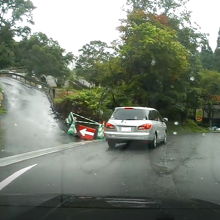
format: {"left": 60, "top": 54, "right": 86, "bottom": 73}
{"left": 167, "top": 120, "right": 208, "bottom": 135}
{"left": 1, "top": 0, "right": 220, "bottom": 131}
{"left": 0, "top": 88, "right": 6, "bottom": 115}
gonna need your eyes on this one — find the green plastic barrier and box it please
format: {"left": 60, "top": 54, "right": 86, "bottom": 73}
{"left": 65, "top": 112, "right": 105, "bottom": 139}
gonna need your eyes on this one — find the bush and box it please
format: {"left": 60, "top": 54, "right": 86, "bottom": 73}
{"left": 54, "top": 87, "right": 113, "bottom": 121}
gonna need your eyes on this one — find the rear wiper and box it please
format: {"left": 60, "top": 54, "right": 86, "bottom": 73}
{"left": 125, "top": 119, "right": 141, "bottom": 120}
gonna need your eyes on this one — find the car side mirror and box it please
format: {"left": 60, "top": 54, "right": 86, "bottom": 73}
{"left": 163, "top": 118, "right": 168, "bottom": 122}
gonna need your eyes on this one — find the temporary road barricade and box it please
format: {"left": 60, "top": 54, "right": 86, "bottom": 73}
{"left": 66, "top": 112, "right": 104, "bottom": 140}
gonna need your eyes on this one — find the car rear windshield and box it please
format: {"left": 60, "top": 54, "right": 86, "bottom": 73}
{"left": 111, "top": 108, "right": 148, "bottom": 120}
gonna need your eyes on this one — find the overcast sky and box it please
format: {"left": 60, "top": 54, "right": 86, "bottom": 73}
{"left": 31, "top": 0, "right": 220, "bottom": 54}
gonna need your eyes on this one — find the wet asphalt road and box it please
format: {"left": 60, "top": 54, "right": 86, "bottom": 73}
{"left": 0, "top": 132, "right": 220, "bottom": 206}
{"left": 1, "top": 77, "right": 220, "bottom": 218}
{"left": 0, "top": 77, "right": 74, "bottom": 157}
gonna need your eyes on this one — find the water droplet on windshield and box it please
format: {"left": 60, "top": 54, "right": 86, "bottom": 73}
{"left": 190, "top": 76, "right": 195, "bottom": 81}
{"left": 174, "top": 121, "right": 179, "bottom": 125}
{"left": 173, "top": 131, "right": 178, "bottom": 135}
{"left": 151, "top": 59, "right": 156, "bottom": 66}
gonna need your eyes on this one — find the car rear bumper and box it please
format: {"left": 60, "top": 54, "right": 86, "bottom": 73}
{"left": 104, "top": 131, "right": 154, "bottom": 141}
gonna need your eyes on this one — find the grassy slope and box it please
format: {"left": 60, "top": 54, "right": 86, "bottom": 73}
{"left": 167, "top": 119, "right": 208, "bottom": 135}
{"left": 0, "top": 87, "right": 6, "bottom": 114}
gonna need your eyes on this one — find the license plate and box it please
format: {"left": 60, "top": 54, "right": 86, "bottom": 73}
{"left": 121, "top": 127, "right": 131, "bottom": 132}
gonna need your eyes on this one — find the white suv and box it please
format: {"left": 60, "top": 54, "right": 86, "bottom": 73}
{"left": 104, "top": 107, "right": 168, "bottom": 149}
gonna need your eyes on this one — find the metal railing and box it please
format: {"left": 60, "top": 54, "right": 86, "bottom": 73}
{"left": 0, "top": 71, "right": 48, "bottom": 88}
{"left": 0, "top": 71, "right": 55, "bottom": 106}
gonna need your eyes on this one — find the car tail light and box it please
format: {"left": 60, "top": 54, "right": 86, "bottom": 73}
{"left": 138, "top": 123, "right": 152, "bottom": 130}
{"left": 105, "top": 123, "right": 115, "bottom": 129}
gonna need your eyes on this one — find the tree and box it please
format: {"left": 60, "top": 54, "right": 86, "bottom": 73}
{"left": 15, "top": 32, "right": 74, "bottom": 81}
{"left": 75, "top": 41, "right": 114, "bottom": 85}
{"left": 0, "top": 0, "right": 35, "bottom": 68}
{"left": 117, "top": 0, "right": 206, "bottom": 119}
{"left": 200, "top": 70, "right": 220, "bottom": 127}
{"left": 0, "top": 0, "right": 35, "bottom": 36}
{"left": 199, "top": 42, "right": 214, "bottom": 70}
{"left": 119, "top": 19, "right": 190, "bottom": 118}
{"left": 0, "top": 25, "right": 15, "bottom": 68}
{"left": 213, "top": 28, "right": 220, "bottom": 72}
{"left": 126, "top": 0, "right": 190, "bottom": 20}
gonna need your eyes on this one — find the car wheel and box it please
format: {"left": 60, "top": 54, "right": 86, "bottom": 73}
{"left": 163, "top": 133, "right": 167, "bottom": 145}
{"left": 150, "top": 134, "right": 157, "bottom": 148}
{"left": 107, "top": 140, "right": 116, "bottom": 150}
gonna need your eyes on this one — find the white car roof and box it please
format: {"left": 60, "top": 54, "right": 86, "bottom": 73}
{"left": 115, "top": 107, "right": 156, "bottom": 111}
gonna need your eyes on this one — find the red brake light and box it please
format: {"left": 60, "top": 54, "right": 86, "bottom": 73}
{"left": 105, "top": 123, "right": 115, "bottom": 129}
{"left": 138, "top": 123, "right": 152, "bottom": 130}
{"left": 124, "top": 107, "right": 134, "bottom": 110}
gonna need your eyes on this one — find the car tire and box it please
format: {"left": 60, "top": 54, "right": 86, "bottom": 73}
{"left": 107, "top": 140, "right": 116, "bottom": 150}
{"left": 163, "top": 133, "right": 167, "bottom": 145}
{"left": 150, "top": 134, "right": 157, "bottom": 148}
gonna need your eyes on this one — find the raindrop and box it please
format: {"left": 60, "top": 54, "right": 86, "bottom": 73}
{"left": 14, "top": 123, "right": 18, "bottom": 127}
{"left": 190, "top": 76, "right": 195, "bottom": 81}
{"left": 174, "top": 121, "right": 179, "bottom": 126}
{"left": 202, "top": 133, "right": 206, "bottom": 137}
{"left": 151, "top": 59, "right": 156, "bottom": 66}
{"left": 173, "top": 131, "right": 178, "bottom": 135}
{"left": 38, "top": 85, "right": 42, "bottom": 89}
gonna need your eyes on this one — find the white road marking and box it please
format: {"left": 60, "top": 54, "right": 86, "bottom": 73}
{"left": 0, "top": 164, "right": 37, "bottom": 191}
{"left": 0, "top": 140, "right": 101, "bottom": 167}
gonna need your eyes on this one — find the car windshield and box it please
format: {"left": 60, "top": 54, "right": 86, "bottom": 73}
{"left": 111, "top": 109, "right": 147, "bottom": 120}
{"left": 2, "top": 0, "right": 220, "bottom": 219}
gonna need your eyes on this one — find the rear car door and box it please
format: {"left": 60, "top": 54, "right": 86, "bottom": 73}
{"left": 149, "top": 110, "right": 159, "bottom": 136}
{"left": 149, "top": 110, "right": 163, "bottom": 140}
{"left": 155, "top": 111, "right": 166, "bottom": 140}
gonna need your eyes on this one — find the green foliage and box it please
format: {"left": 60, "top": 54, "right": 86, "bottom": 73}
{"left": 55, "top": 88, "right": 113, "bottom": 121}
{"left": 126, "top": 0, "right": 190, "bottom": 16}
{"left": 167, "top": 119, "right": 208, "bottom": 135}
{"left": 0, "top": 1, "right": 73, "bottom": 80}
{"left": 0, "top": 88, "right": 6, "bottom": 115}
{"left": 0, "top": 0, "right": 35, "bottom": 33}
{"left": 75, "top": 40, "right": 114, "bottom": 85}
{"left": 200, "top": 70, "right": 220, "bottom": 95}
{"left": 213, "top": 48, "right": 220, "bottom": 72}
{"left": 73, "top": 1, "right": 208, "bottom": 121}
{"left": 15, "top": 32, "right": 74, "bottom": 80}
{"left": 113, "top": 12, "right": 191, "bottom": 119}
{"left": 0, "top": 108, "right": 6, "bottom": 115}
{"left": 199, "top": 43, "right": 214, "bottom": 70}
{"left": 0, "top": 0, "right": 35, "bottom": 68}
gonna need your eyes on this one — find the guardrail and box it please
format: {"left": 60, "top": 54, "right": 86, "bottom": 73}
{"left": 0, "top": 71, "right": 55, "bottom": 106}
{"left": 0, "top": 71, "right": 48, "bottom": 88}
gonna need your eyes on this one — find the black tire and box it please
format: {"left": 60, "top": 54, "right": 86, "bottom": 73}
{"left": 107, "top": 140, "right": 116, "bottom": 150}
{"left": 150, "top": 134, "right": 157, "bottom": 149}
{"left": 162, "top": 133, "right": 167, "bottom": 145}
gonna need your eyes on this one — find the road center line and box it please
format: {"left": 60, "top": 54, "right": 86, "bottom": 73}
{"left": 0, "top": 140, "right": 101, "bottom": 167}
{"left": 0, "top": 164, "right": 37, "bottom": 191}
